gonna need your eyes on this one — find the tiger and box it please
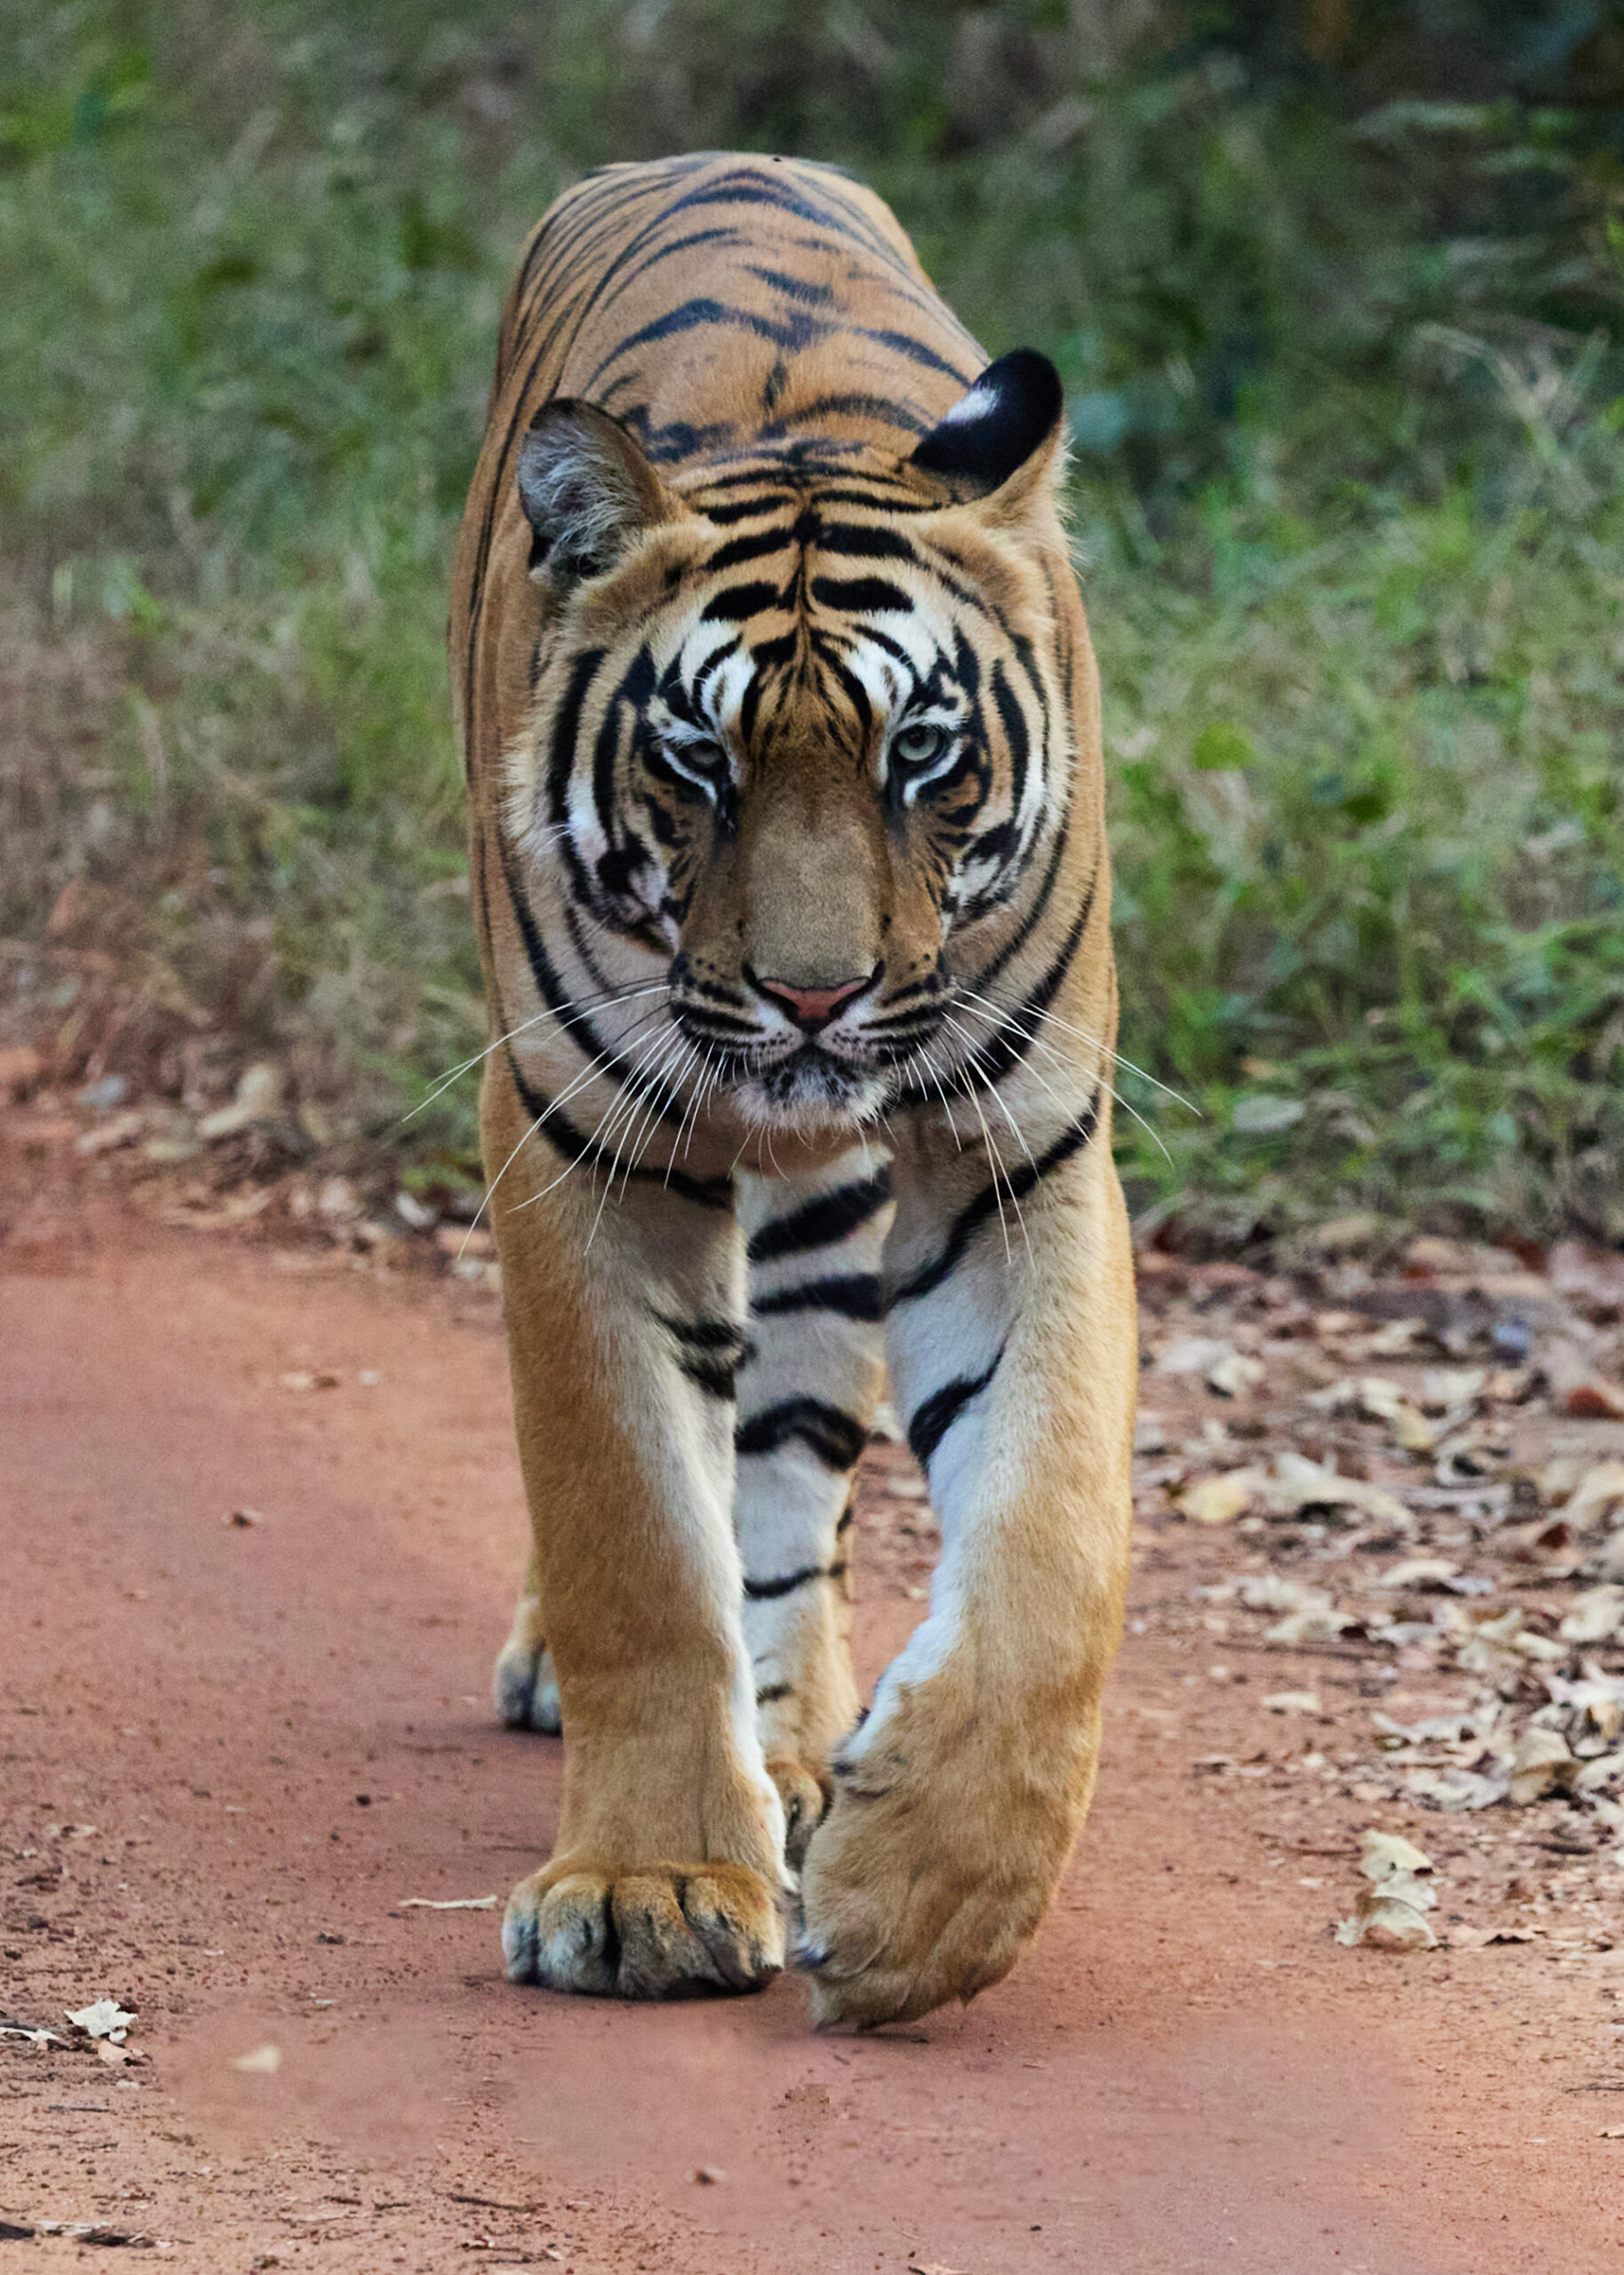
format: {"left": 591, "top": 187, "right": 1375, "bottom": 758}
{"left": 449, "top": 151, "right": 1136, "bottom": 2026}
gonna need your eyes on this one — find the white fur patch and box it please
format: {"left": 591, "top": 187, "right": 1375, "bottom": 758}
{"left": 937, "top": 379, "right": 999, "bottom": 427}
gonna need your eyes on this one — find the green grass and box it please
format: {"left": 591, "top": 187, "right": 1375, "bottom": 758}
{"left": 1091, "top": 432, "right": 1624, "bottom": 1237}
{"left": 3, "top": 2, "right": 1621, "bottom": 1236}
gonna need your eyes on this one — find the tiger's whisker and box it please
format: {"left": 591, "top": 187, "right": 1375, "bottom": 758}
{"left": 957, "top": 986, "right": 1198, "bottom": 1114}
{"left": 402, "top": 979, "right": 671, "bottom": 1125}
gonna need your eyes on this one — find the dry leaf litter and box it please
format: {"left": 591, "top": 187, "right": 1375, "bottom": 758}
{"left": 1130, "top": 1231, "right": 1624, "bottom": 1958}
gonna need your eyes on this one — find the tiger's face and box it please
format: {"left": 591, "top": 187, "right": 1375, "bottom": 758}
{"left": 506, "top": 355, "right": 1068, "bottom": 1132}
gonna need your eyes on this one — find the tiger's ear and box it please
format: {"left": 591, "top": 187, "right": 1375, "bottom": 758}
{"left": 909, "top": 349, "right": 1066, "bottom": 518}
{"left": 515, "top": 401, "right": 676, "bottom": 582}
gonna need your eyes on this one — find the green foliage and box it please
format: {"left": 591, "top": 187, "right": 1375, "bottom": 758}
{"left": 1092, "top": 424, "right": 1624, "bottom": 1236}
{"left": 2, "top": 0, "right": 1621, "bottom": 1231}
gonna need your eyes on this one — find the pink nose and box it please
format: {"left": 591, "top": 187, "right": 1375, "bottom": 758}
{"left": 752, "top": 970, "right": 874, "bottom": 1032}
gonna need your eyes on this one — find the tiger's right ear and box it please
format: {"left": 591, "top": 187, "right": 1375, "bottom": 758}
{"left": 515, "top": 401, "right": 676, "bottom": 583}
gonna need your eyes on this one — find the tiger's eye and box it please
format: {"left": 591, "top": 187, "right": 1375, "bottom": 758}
{"left": 894, "top": 722, "right": 946, "bottom": 768}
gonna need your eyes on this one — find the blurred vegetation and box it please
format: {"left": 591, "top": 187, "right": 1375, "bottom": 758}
{"left": 2, "top": 0, "right": 1622, "bottom": 1235}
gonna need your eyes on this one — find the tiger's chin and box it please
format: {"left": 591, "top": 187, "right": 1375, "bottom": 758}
{"left": 728, "top": 1050, "right": 890, "bottom": 1137}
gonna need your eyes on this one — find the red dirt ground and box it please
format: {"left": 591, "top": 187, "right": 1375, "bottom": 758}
{"left": 4, "top": 1181, "right": 1620, "bottom": 2271}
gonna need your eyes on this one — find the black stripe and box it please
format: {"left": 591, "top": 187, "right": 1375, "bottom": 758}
{"left": 502, "top": 1043, "right": 734, "bottom": 1211}
{"left": 743, "top": 1559, "right": 848, "bottom": 1601}
{"left": 703, "top": 580, "right": 783, "bottom": 622}
{"left": 815, "top": 524, "right": 919, "bottom": 563}
{"left": 657, "top": 1313, "right": 754, "bottom": 1398}
{"left": 752, "top": 1273, "right": 884, "bottom": 1323}
{"left": 745, "top": 1170, "right": 892, "bottom": 1265}
{"left": 907, "top": 1347, "right": 1005, "bottom": 1471}
{"left": 754, "top": 1681, "right": 793, "bottom": 1704}
{"left": 761, "top": 392, "right": 929, "bottom": 439}
{"left": 705, "top": 527, "right": 792, "bottom": 571}
{"left": 991, "top": 660, "right": 1030, "bottom": 829}
{"left": 736, "top": 1398, "right": 867, "bottom": 1472}
{"left": 809, "top": 575, "right": 912, "bottom": 615}
{"left": 892, "top": 856, "right": 1096, "bottom": 1115}
{"left": 891, "top": 1098, "right": 1099, "bottom": 1305}
{"left": 545, "top": 649, "right": 609, "bottom": 903}
{"left": 677, "top": 1353, "right": 742, "bottom": 1399}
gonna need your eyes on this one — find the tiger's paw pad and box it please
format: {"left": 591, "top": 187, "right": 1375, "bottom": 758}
{"left": 493, "top": 1636, "right": 561, "bottom": 1735}
{"left": 502, "top": 1862, "right": 784, "bottom": 1999}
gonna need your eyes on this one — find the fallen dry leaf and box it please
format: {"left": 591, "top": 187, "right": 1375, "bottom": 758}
{"left": 1565, "top": 1462, "right": 1624, "bottom": 1534}
{"left": 1336, "top": 1830, "right": 1438, "bottom": 1949}
{"left": 1509, "top": 1727, "right": 1575, "bottom": 1806}
{"left": 397, "top": 1896, "right": 498, "bottom": 1911}
{"left": 1559, "top": 1585, "right": 1624, "bottom": 1646}
{"left": 1264, "top": 1451, "right": 1414, "bottom": 1532}
{"left": 1336, "top": 1894, "right": 1437, "bottom": 1950}
{"left": 1179, "top": 1471, "right": 1257, "bottom": 1526}
{"left": 1267, "top": 1604, "right": 1355, "bottom": 1647}
{"left": 1566, "top": 1380, "right": 1624, "bottom": 1421}
{"left": 280, "top": 1369, "right": 341, "bottom": 1393}
{"left": 1377, "top": 1557, "right": 1460, "bottom": 1592}
{"left": 196, "top": 1060, "right": 283, "bottom": 1141}
{"left": 1241, "top": 1573, "right": 1355, "bottom": 1645}
{"left": 35, "top": 2222, "right": 158, "bottom": 2247}
{"left": 1574, "top": 1752, "right": 1624, "bottom": 1794}
{"left": 1154, "top": 1334, "right": 1233, "bottom": 1377}
{"left": 230, "top": 2043, "right": 282, "bottom": 2074}
{"left": 1356, "top": 1377, "right": 1436, "bottom": 1453}
{"left": 1134, "top": 1411, "right": 1170, "bottom": 1455}
{"left": 1206, "top": 1349, "right": 1267, "bottom": 1400}
{"left": 76, "top": 1109, "right": 147, "bottom": 1157}
{"left": 1262, "top": 1689, "right": 1322, "bottom": 1714}
{"left": 1359, "top": 1831, "right": 1434, "bottom": 1883}
{"left": 65, "top": 1998, "right": 135, "bottom": 2043}
{"left": 1419, "top": 1366, "right": 1488, "bottom": 1414}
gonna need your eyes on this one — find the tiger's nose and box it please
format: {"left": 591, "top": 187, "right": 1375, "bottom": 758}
{"left": 748, "top": 966, "right": 876, "bottom": 1033}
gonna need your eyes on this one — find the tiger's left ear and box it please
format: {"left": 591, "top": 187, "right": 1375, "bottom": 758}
{"left": 909, "top": 349, "right": 1066, "bottom": 520}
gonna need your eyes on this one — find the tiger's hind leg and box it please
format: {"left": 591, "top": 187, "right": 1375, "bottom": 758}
{"left": 736, "top": 1150, "right": 894, "bottom": 1870}
{"left": 492, "top": 1550, "right": 561, "bottom": 1735}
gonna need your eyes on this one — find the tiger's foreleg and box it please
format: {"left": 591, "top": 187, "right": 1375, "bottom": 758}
{"left": 484, "top": 1068, "right": 787, "bottom": 2000}
{"left": 797, "top": 1101, "right": 1136, "bottom": 2024}
{"left": 735, "top": 1150, "right": 894, "bottom": 1867}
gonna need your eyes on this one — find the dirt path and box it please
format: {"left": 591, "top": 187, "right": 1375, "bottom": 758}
{"left": 4, "top": 1196, "right": 1620, "bottom": 2271}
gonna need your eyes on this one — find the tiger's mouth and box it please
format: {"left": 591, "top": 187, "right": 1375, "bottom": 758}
{"left": 665, "top": 1015, "right": 899, "bottom": 1129}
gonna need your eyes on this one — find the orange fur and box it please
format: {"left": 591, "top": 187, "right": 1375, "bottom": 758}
{"left": 451, "top": 155, "right": 1136, "bottom": 2017}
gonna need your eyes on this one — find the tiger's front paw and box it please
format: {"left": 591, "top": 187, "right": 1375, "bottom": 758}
{"left": 502, "top": 1861, "right": 784, "bottom": 1999}
{"left": 796, "top": 1686, "right": 1087, "bottom": 2026}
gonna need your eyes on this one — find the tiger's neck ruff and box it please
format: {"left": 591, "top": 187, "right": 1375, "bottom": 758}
{"left": 452, "top": 155, "right": 1136, "bottom": 2026}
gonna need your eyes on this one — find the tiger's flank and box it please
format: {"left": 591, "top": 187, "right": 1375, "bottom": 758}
{"left": 450, "top": 152, "right": 1136, "bottom": 2025}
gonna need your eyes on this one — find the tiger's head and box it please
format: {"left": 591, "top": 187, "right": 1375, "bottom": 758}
{"left": 505, "top": 352, "right": 1073, "bottom": 1132}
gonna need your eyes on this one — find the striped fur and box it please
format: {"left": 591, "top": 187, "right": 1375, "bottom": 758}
{"left": 452, "top": 155, "right": 1135, "bottom": 2023}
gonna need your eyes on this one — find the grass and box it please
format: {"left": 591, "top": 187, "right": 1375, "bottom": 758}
{"left": 3, "top": 1, "right": 1621, "bottom": 1238}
